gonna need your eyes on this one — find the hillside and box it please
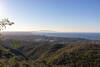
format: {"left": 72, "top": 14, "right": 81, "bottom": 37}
{"left": 35, "top": 43, "right": 100, "bottom": 67}
{"left": 0, "top": 44, "right": 32, "bottom": 67}
{"left": 0, "top": 38, "right": 100, "bottom": 67}
{"left": 18, "top": 41, "right": 100, "bottom": 67}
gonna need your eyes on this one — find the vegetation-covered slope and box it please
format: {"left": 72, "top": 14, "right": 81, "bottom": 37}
{"left": 0, "top": 45, "right": 32, "bottom": 67}
{"left": 35, "top": 43, "right": 100, "bottom": 67}
{"left": 0, "top": 39, "right": 100, "bottom": 67}
{"left": 17, "top": 41, "right": 100, "bottom": 67}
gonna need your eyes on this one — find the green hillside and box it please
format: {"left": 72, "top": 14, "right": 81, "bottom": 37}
{"left": 0, "top": 40, "right": 100, "bottom": 67}
{"left": 0, "top": 45, "right": 32, "bottom": 67}
{"left": 18, "top": 41, "right": 100, "bottom": 67}
{"left": 35, "top": 43, "right": 100, "bottom": 67}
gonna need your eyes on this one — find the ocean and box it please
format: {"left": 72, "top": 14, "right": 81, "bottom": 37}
{"left": 35, "top": 32, "right": 100, "bottom": 40}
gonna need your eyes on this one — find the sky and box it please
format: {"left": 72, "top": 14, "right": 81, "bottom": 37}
{"left": 0, "top": 0, "right": 100, "bottom": 32}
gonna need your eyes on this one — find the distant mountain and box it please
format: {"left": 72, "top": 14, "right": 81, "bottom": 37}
{"left": 37, "top": 30, "right": 57, "bottom": 33}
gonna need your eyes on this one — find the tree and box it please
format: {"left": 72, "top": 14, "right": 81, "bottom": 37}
{"left": 0, "top": 18, "right": 14, "bottom": 41}
{"left": 0, "top": 18, "right": 14, "bottom": 31}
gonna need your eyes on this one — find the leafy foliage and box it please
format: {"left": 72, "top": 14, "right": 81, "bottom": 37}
{"left": 0, "top": 18, "right": 14, "bottom": 31}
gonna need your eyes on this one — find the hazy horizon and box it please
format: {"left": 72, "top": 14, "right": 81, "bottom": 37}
{"left": 0, "top": 0, "right": 100, "bottom": 32}
{"left": 2, "top": 30, "right": 100, "bottom": 33}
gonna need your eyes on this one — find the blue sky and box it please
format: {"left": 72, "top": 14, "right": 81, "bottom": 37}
{"left": 0, "top": 0, "right": 100, "bottom": 32}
